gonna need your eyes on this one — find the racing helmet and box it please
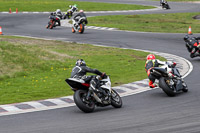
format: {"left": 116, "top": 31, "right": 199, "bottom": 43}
{"left": 56, "top": 9, "right": 61, "bottom": 14}
{"left": 69, "top": 5, "right": 72, "bottom": 8}
{"left": 79, "top": 10, "right": 84, "bottom": 13}
{"left": 184, "top": 35, "right": 189, "bottom": 41}
{"left": 146, "top": 54, "right": 156, "bottom": 60}
{"left": 76, "top": 59, "right": 86, "bottom": 66}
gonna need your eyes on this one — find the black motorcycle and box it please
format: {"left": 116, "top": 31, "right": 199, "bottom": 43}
{"left": 46, "top": 15, "right": 61, "bottom": 29}
{"left": 184, "top": 34, "right": 200, "bottom": 58}
{"left": 65, "top": 75, "right": 122, "bottom": 113}
{"left": 161, "top": 1, "right": 170, "bottom": 9}
{"left": 150, "top": 62, "right": 188, "bottom": 96}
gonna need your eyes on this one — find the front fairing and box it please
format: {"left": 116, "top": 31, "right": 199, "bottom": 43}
{"left": 100, "top": 76, "right": 112, "bottom": 92}
{"left": 176, "top": 79, "right": 183, "bottom": 91}
{"left": 172, "top": 68, "right": 181, "bottom": 77}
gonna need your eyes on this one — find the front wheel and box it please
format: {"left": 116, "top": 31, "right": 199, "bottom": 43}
{"left": 49, "top": 21, "right": 55, "bottom": 29}
{"left": 159, "top": 77, "right": 176, "bottom": 97}
{"left": 74, "top": 89, "right": 95, "bottom": 113}
{"left": 72, "top": 27, "right": 75, "bottom": 33}
{"left": 111, "top": 89, "right": 122, "bottom": 108}
{"left": 182, "top": 82, "right": 188, "bottom": 92}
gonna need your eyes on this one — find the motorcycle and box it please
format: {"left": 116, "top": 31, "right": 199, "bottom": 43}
{"left": 184, "top": 34, "right": 200, "bottom": 58}
{"left": 65, "top": 75, "right": 122, "bottom": 113}
{"left": 161, "top": 1, "right": 170, "bottom": 9}
{"left": 64, "top": 5, "right": 78, "bottom": 19}
{"left": 150, "top": 62, "right": 188, "bottom": 96}
{"left": 65, "top": 10, "right": 73, "bottom": 19}
{"left": 72, "top": 17, "right": 87, "bottom": 34}
{"left": 46, "top": 15, "right": 61, "bottom": 29}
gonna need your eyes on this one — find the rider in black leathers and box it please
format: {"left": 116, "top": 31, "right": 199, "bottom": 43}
{"left": 73, "top": 10, "right": 88, "bottom": 25}
{"left": 48, "top": 9, "right": 63, "bottom": 27}
{"left": 184, "top": 35, "right": 200, "bottom": 58}
{"left": 71, "top": 59, "right": 106, "bottom": 99}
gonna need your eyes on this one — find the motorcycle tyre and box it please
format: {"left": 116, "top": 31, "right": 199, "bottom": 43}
{"left": 159, "top": 77, "right": 176, "bottom": 97}
{"left": 74, "top": 89, "right": 95, "bottom": 113}
{"left": 72, "top": 27, "right": 75, "bottom": 33}
{"left": 111, "top": 89, "right": 122, "bottom": 108}
{"left": 78, "top": 24, "right": 84, "bottom": 34}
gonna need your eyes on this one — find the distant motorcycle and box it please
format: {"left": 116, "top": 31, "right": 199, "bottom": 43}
{"left": 66, "top": 75, "right": 122, "bottom": 113}
{"left": 46, "top": 15, "right": 61, "bottom": 29}
{"left": 161, "top": 1, "right": 170, "bottom": 9}
{"left": 184, "top": 34, "right": 200, "bottom": 58}
{"left": 64, "top": 5, "right": 78, "bottom": 19}
{"left": 150, "top": 62, "right": 188, "bottom": 96}
{"left": 72, "top": 17, "right": 87, "bottom": 33}
{"left": 65, "top": 10, "right": 73, "bottom": 19}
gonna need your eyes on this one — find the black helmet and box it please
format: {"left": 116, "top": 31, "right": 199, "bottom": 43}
{"left": 184, "top": 35, "right": 189, "bottom": 41}
{"left": 76, "top": 59, "right": 86, "bottom": 66}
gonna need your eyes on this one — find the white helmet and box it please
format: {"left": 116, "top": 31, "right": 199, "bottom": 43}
{"left": 69, "top": 5, "right": 72, "bottom": 8}
{"left": 56, "top": 9, "right": 61, "bottom": 14}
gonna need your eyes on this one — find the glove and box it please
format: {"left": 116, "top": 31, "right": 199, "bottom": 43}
{"left": 101, "top": 72, "right": 107, "bottom": 79}
{"left": 168, "top": 72, "right": 174, "bottom": 78}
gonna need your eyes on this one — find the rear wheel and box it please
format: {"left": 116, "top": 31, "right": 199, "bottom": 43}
{"left": 159, "top": 77, "right": 176, "bottom": 97}
{"left": 78, "top": 24, "right": 85, "bottom": 34}
{"left": 111, "top": 89, "right": 122, "bottom": 108}
{"left": 74, "top": 89, "right": 95, "bottom": 113}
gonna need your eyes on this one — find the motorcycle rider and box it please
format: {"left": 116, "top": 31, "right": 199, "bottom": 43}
{"left": 47, "top": 9, "right": 63, "bottom": 27}
{"left": 69, "top": 4, "right": 78, "bottom": 13}
{"left": 73, "top": 10, "right": 88, "bottom": 27}
{"left": 54, "top": 9, "right": 64, "bottom": 26}
{"left": 145, "top": 54, "right": 187, "bottom": 89}
{"left": 65, "top": 4, "right": 78, "bottom": 19}
{"left": 160, "top": 0, "right": 170, "bottom": 9}
{"left": 184, "top": 35, "right": 200, "bottom": 58}
{"left": 70, "top": 59, "right": 107, "bottom": 99}
{"left": 145, "top": 54, "right": 176, "bottom": 88}
{"left": 160, "top": 0, "right": 165, "bottom": 6}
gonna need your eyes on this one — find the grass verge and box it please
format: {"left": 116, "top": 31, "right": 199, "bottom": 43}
{"left": 0, "top": 36, "right": 165, "bottom": 105}
{"left": 0, "top": 0, "right": 154, "bottom": 12}
{"left": 87, "top": 12, "right": 200, "bottom": 33}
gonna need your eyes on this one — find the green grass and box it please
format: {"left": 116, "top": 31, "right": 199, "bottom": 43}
{"left": 0, "top": 0, "right": 154, "bottom": 12}
{"left": 0, "top": 36, "right": 165, "bottom": 105}
{"left": 87, "top": 12, "right": 200, "bottom": 33}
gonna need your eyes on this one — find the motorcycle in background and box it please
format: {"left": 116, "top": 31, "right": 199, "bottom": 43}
{"left": 65, "top": 75, "right": 122, "bottom": 113}
{"left": 161, "top": 1, "right": 170, "bottom": 9}
{"left": 46, "top": 14, "right": 61, "bottom": 29}
{"left": 184, "top": 34, "right": 200, "bottom": 58}
{"left": 64, "top": 5, "right": 78, "bottom": 19}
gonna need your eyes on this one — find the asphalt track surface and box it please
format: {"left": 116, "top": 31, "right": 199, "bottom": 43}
{"left": 0, "top": 0, "right": 200, "bottom": 133}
